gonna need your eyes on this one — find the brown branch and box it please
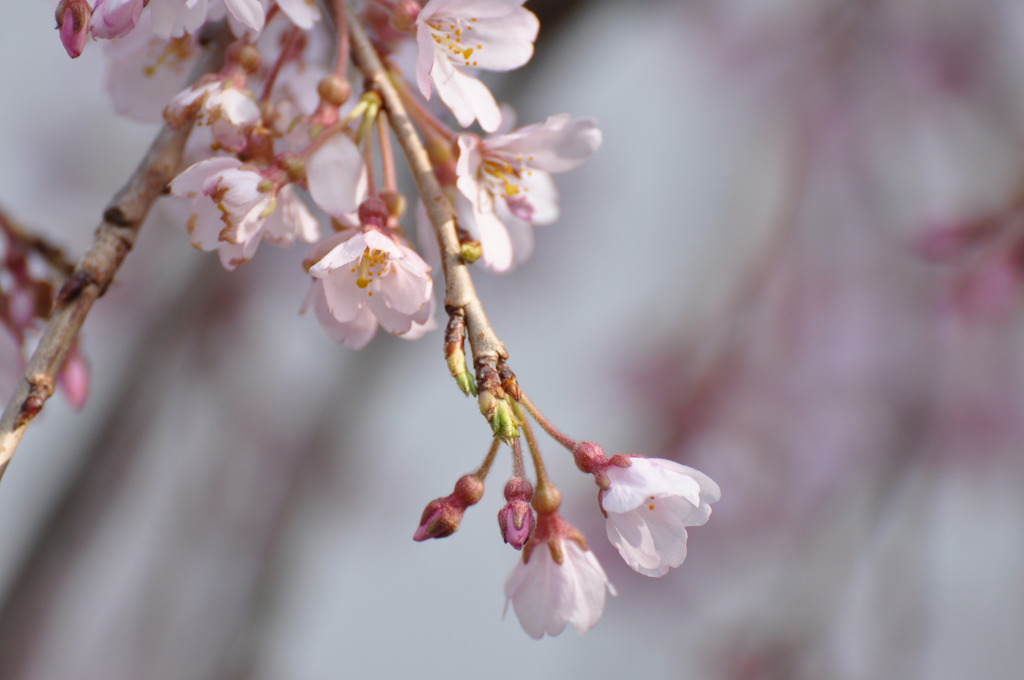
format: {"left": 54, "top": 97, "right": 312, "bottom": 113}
{"left": 0, "top": 209, "right": 75, "bottom": 277}
{"left": 0, "top": 28, "right": 230, "bottom": 483}
{"left": 342, "top": 4, "right": 508, "bottom": 366}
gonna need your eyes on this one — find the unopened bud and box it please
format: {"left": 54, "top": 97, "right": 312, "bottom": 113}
{"left": 479, "top": 394, "right": 518, "bottom": 443}
{"left": 230, "top": 43, "right": 263, "bottom": 74}
{"left": 380, "top": 190, "right": 406, "bottom": 220}
{"left": 459, "top": 241, "right": 483, "bottom": 264}
{"left": 413, "top": 474, "right": 484, "bottom": 541}
{"left": 453, "top": 473, "right": 485, "bottom": 506}
{"left": 498, "top": 501, "right": 534, "bottom": 550}
{"left": 55, "top": 0, "right": 91, "bottom": 59}
{"left": 572, "top": 440, "right": 610, "bottom": 474}
{"left": 317, "top": 75, "right": 351, "bottom": 108}
{"left": 413, "top": 499, "right": 463, "bottom": 541}
{"left": 358, "top": 197, "right": 389, "bottom": 229}
{"left": 389, "top": 0, "right": 421, "bottom": 32}
{"left": 499, "top": 477, "right": 535, "bottom": 550}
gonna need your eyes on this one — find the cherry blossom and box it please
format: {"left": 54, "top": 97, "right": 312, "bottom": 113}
{"left": 90, "top": 0, "right": 145, "bottom": 40}
{"left": 455, "top": 115, "right": 602, "bottom": 270}
{"left": 600, "top": 457, "right": 720, "bottom": 577}
{"left": 415, "top": 0, "right": 539, "bottom": 132}
{"left": 169, "top": 157, "right": 319, "bottom": 270}
{"left": 504, "top": 531, "right": 615, "bottom": 639}
{"left": 304, "top": 227, "right": 434, "bottom": 348}
{"left": 165, "top": 79, "right": 261, "bottom": 151}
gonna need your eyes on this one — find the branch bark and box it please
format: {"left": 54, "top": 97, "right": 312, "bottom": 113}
{"left": 0, "top": 29, "right": 229, "bottom": 482}
{"left": 342, "top": 5, "right": 508, "bottom": 367}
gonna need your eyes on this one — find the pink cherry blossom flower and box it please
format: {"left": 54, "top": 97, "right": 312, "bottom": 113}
{"left": 165, "top": 79, "right": 261, "bottom": 151}
{"left": 415, "top": 0, "right": 539, "bottom": 132}
{"left": 455, "top": 114, "right": 602, "bottom": 270}
{"left": 504, "top": 520, "right": 615, "bottom": 639}
{"left": 601, "top": 457, "right": 720, "bottom": 577}
{"left": 304, "top": 227, "right": 434, "bottom": 348}
{"left": 90, "top": 0, "right": 144, "bottom": 40}
{"left": 169, "top": 157, "right": 319, "bottom": 270}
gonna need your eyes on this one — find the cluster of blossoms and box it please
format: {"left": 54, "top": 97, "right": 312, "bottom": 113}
{"left": 415, "top": 416, "right": 720, "bottom": 638}
{"left": 48, "top": 0, "right": 719, "bottom": 637}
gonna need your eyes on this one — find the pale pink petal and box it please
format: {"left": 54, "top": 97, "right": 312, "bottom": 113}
{"left": 223, "top": 0, "right": 265, "bottom": 33}
{"left": 308, "top": 235, "right": 368, "bottom": 275}
{"left": 307, "top": 133, "right": 365, "bottom": 217}
{"left": 454, "top": 10, "right": 538, "bottom": 71}
{"left": 601, "top": 458, "right": 703, "bottom": 514}
{"left": 320, "top": 267, "right": 365, "bottom": 324}
{"left": 487, "top": 115, "right": 603, "bottom": 173}
{"left": 276, "top": 0, "right": 320, "bottom": 28}
{"left": 430, "top": 56, "right": 502, "bottom": 132}
{"left": 90, "top": 0, "right": 145, "bottom": 40}
{"left": 170, "top": 157, "right": 243, "bottom": 196}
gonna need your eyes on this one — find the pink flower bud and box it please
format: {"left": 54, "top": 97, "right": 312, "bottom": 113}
{"left": 55, "top": 0, "right": 91, "bottom": 59}
{"left": 389, "top": 0, "right": 420, "bottom": 33}
{"left": 412, "top": 474, "right": 484, "bottom": 541}
{"left": 58, "top": 346, "right": 89, "bottom": 411}
{"left": 498, "top": 500, "right": 534, "bottom": 550}
{"left": 572, "top": 440, "right": 610, "bottom": 474}
{"left": 498, "top": 477, "right": 535, "bottom": 549}
{"left": 413, "top": 498, "right": 463, "bottom": 541}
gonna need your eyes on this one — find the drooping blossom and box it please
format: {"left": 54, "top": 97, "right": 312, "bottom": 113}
{"left": 415, "top": 0, "right": 539, "bottom": 132}
{"left": 170, "top": 157, "right": 319, "bottom": 270}
{"left": 90, "top": 0, "right": 144, "bottom": 40}
{"left": 165, "top": 79, "right": 261, "bottom": 151}
{"left": 455, "top": 114, "right": 602, "bottom": 270}
{"left": 573, "top": 441, "right": 720, "bottom": 577}
{"left": 304, "top": 217, "right": 434, "bottom": 349}
{"left": 602, "top": 457, "right": 720, "bottom": 577}
{"left": 504, "top": 510, "right": 615, "bottom": 639}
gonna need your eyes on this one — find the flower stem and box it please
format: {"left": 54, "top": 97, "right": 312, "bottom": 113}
{"left": 475, "top": 436, "right": 502, "bottom": 480}
{"left": 343, "top": 5, "right": 508, "bottom": 371}
{"left": 519, "top": 394, "right": 578, "bottom": 452}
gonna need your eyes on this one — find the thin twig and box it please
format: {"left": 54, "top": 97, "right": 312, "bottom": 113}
{"left": 0, "top": 29, "right": 230, "bottom": 482}
{"left": 0, "top": 208, "right": 75, "bottom": 277}
{"left": 343, "top": 6, "right": 507, "bottom": 367}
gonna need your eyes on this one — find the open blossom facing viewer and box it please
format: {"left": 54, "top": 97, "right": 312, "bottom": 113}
{"left": 304, "top": 201, "right": 434, "bottom": 349}
{"left": 456, "top": 115, "right": 602, "bottom": 271}
{"left": 414, "top": 0, "right": 539, "bottom": 132}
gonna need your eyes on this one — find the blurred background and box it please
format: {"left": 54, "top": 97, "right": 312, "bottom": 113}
{"left": 2, "top": 0, "right": 1024, "bottom": 678}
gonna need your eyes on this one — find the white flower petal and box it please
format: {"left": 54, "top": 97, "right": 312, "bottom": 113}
{"left": 307, "top": 133, "right": 365, "bottom": 217}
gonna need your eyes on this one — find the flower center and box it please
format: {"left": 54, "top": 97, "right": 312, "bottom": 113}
{"left": 353, "top": 248, "right": 389, "bottom": 294}
{"left": 143, "top": 36, "right": 195, "bottom": 78}
{"left": 427, "top": 17, "right": 482, "bottom": 67}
